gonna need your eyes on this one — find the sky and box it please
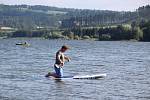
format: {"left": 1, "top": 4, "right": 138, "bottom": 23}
{"left": 0, "top": 0, "right": 150, "bottom": 11}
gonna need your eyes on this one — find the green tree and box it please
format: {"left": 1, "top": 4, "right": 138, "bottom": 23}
{"left": 132, "top": 27, "right": 143, "bottom": 40}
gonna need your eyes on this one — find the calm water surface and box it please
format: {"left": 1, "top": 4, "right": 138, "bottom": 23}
{"left": 0, "top": 38, "right": 150, "bottom": 100}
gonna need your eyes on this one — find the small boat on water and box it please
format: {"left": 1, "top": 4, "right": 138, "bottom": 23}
{"left": 16, "top": 42, "right": 30, "bottom": 46}
{"left": 0, "top": 36, "right": 8, "bottom": 39}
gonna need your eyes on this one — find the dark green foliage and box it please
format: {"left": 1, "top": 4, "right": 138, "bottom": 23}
{"left": 0, "top": 32, "right": 7, "bottom": 37}
{"left": 0, "top": 4, "right": 150, "bottom": 41}
{"left": 70, "top": 25, "right": 133, "bottom": 41}
{"left": 138, "top": 5, "right": 150, "bottom": 20}
{"left": 43, "top": 31, "right": 64, "bottom": 39}
{"left": 140, "top": 20, "right": 150, "bottom": 41}
{"left": 12, "top": 30, "right": 30, "bottom": 37}
{"left": 143, "top": 27, "right": 150, "bottom": 41}
{"left": 0, "top": 4, "right": 63, "bottom": 29}
{"left": 11, "top": 30, "right": 47, "bottom": 37}
{"left": 0, "top": 4, "right": 150, "bottom": 30}
{"left": 110, "top": 25, "right": 133, "bottom": 40}
{"left": 62, "top": 11, "right": 138, "bottom": 28}
{"left": 99, "top": 34, "right": 111, "bottom": 41}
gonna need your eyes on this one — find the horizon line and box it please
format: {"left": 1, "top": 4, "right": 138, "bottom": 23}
{"left": 0, "top": 3, "right": 148, "bottom": 12}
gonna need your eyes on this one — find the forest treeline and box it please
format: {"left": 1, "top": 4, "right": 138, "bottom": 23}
{"left": 61, "top": 20, "right": 150, "bottom": 41}
{"left": 62, "top": 5, "right": 150, "bottom": 28}
{"left": 0, "top": 4, "right": 150, "bottom": 41}
{"left": 0, "top": 4, "right": 150, "bottom": 29}
{"left": 7, "top": 20, "right": 150, "bottom": 41}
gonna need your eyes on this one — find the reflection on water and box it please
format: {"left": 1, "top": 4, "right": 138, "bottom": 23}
{"left": 0, "top": 38, "right": 150, "bottom": 100}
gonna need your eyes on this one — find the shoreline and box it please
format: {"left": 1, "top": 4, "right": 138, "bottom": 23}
{"left": 1, "top": 37, "right": 146, "bottom": 42}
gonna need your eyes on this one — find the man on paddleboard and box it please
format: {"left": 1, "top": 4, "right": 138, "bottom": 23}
{"left": 46, "top": 45, "right": 70, "bottom": 78}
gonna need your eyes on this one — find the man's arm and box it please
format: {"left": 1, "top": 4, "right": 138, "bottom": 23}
{"left": 64, "top": 56, "right": 71, "bottom": 62}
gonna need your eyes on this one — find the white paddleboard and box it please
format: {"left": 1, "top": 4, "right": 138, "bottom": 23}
{"left": 49, "top": 74, "right": 106, "bottom": 80}
{"left": 73, "top": 74, "right": 107, "bottom": 79}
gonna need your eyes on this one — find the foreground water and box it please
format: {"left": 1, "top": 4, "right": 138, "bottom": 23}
{"left": 0, "top": 38, "right": 150, "bottom": 100}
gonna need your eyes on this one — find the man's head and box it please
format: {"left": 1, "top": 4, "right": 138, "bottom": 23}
{"left": 61, "top": 45, "right": 70, "bottom": 52}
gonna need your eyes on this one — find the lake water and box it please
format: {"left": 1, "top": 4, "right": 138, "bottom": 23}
{"left": 0, "top": 38, "right": 150, "bottom": 100}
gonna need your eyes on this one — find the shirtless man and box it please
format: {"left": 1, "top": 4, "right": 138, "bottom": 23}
{"left": 45, "top": 45, "right": 70, "bottom": 78}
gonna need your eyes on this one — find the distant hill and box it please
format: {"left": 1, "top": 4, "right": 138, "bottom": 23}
{"left": 0, "top": 4, "right": 65, "bottom": 30}
{"left": 138, "top": 5, "right": 150, "bottom": 20}
{"left": 61, "top": 5, "right": 150, "bottom": 28}
{"left": 0, "top": 4, "right": 150, "bottom": 30}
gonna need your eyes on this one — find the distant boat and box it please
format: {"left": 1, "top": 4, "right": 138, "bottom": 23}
{"left": 16, "top": 42, "right": 30, "bottom": 46}
{"left": 0, "top": 36, "right": 8, "bottom": 39}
